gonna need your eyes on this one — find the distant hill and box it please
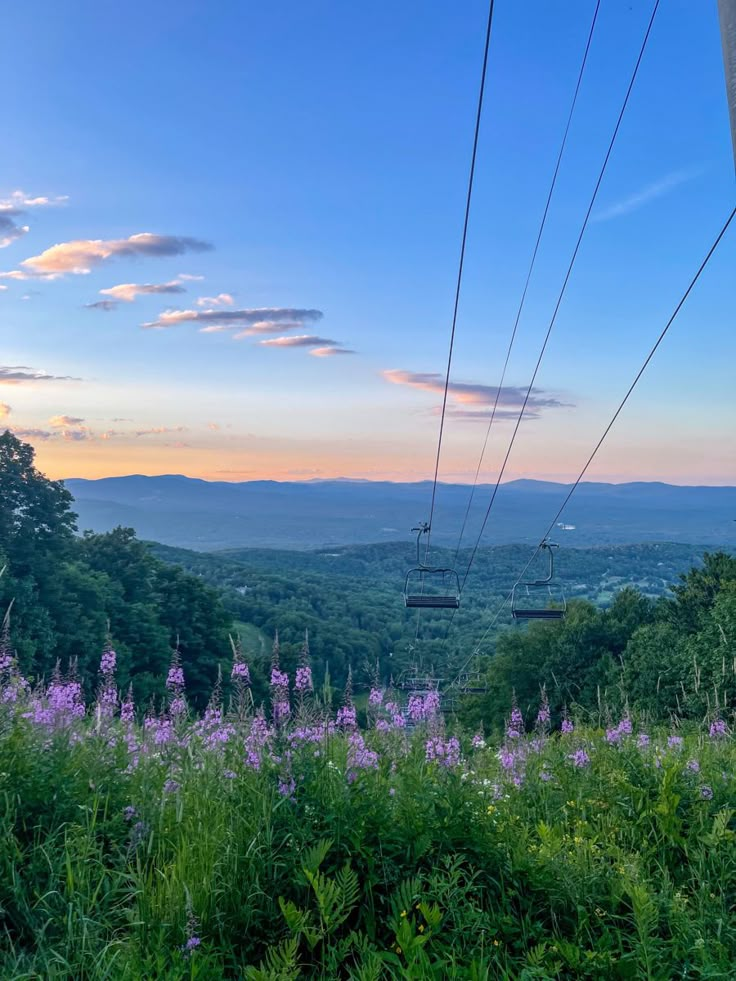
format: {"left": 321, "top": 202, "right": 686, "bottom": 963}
{"left": 64, "top": 475, "right": 736, "bottom": 550}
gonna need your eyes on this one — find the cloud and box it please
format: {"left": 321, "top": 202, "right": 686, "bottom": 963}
{"left": 310, "top": 346, "right": 356, "bottom": 357}
{"left": 100, "top": 280, "right": 187, "bottom": 303}
{"left": 0, "top": 210, "right": 30, "bottom": 249}
{"left": 85, "top": 299, "right": 118, "bottom": 311}
{"left": 10, "top": 427, "right": 55, "bottom": 440}
{"left": 19, "top": 232, "right": 212, "bottom": 276}
{"left": 0, "top": 284, "right": 6, "bottom": 291}
{"left": 259, "top": 334, "right": 339, "bottom": 348}
{"left": 177, "top": 272, "right": 204, "bottom": 281}
{"left": 593, "top": 169, "right": 699, "bottom": 222}
{"left": 196, "top": 293, "right": 233, "bottom": 307}
{"left": 0, "top": 270, "right": 34, "bottom": 281}
{"left": 0, "top": 365, "right": 79, "bottom": 385}
{"left": 0, "top": 191, "right": 68, "bottom": 209}
{"left": 0, "top": 191, "right": 68, "bottom": 250}
{"left": 382, "top": 369, "right": 568, "bottom": 420}
{"left": 134, "top": 426, "right": 188, "bottom": 436}
{"left": 141, "top": 306, "right": 322, "bottom": 331}
{"left": 207, "top": 422, "right": 220, "bottom": 430}
{"left": 49, "top": 414, "right": 85, "bottom": 427}
{"left": 0, "top": 402, "right": 10, "bottom": 420}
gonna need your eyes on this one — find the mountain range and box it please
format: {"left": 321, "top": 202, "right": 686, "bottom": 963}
{"left": 64, "top": 475, "right": 736, "bottom": 550}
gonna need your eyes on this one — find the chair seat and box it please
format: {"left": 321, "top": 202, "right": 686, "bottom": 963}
{"left": 512, "top": 609, "right": 565, "bottom": 620}
{"left": 405, "top": 595, "right": 460, "bottom": 609}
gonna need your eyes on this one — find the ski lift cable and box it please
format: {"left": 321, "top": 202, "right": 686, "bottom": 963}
{"left": 448, "top": 202, "right": 736, "bottom": 688}
{"left": 422, "top": 0, "right": 496, "bottom": 565}
{"left": 455, "top": 0, "right": 661, "bottom": 599}
{"left": 452, "top": 0, "right": 603, "bottom": 569}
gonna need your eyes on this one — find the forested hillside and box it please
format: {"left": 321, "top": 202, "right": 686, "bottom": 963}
{"left": 67, "top": 473, "right": 736, "bottom": 549}
{"left": 0, "top": 432, "right": 231, "bottom": 707}
{"left": 2, "top": 431, "right": 735, "bottom": 728}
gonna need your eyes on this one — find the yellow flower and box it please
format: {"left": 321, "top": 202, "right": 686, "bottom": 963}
{"left": 487, "top": 804, "right": 496, "bottom": 814}
{"left": 418, "top": 924, "right": 425, "bottom": 933}
{"left": 492, "top": 939, "right": 501, "bottom": 947}
{"left": 400, "top": 910, "right": 407, "bottom": 918}
{"left": 395, "top": 945, "right": 402, "bottom": 954}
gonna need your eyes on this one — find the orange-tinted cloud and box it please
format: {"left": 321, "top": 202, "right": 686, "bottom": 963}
{"left": 49, "top": 414, "right": 85, "bottom": 427}
{"left": 310, "top": 346, "right": 356, "bottom": 357}
{"left": 19, "top": 232, "right": 211, "bottom": 276}
{"left": 259, "top": 335, "right": 338, "bottom": 348}
{"left": 383, "top": 369, "right": 568, "bottom": 419}
{"left": 142, "top": 306, "right": 322, "bottom": 330}
{"left": 0, "top": 402, "right": 10, "bottom": 420}
{"left": 0, "top": 365, "right": 79, "bottom": 385}
{"left": 99, "top": 280, "right": 187, "bottom": 303}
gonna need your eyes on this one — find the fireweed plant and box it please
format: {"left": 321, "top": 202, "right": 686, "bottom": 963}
{"left": 1, "top": 638, "right": 735, "bottom": 979}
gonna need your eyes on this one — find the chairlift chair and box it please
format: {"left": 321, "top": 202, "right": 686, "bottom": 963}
{"left": 403, "top": 523, "right": 460, "bottom": 610}
{"left": 511, "top": 540, "right": 567, "bottom": 620}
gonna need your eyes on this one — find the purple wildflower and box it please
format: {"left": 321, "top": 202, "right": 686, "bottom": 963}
{"left": 231, "top": 660, "right": 250, "bottom": 682}
{"left": 368, "top": 687, "right": 383, "bottom": 708}
{"left": 637, "top": 733, "right": 650, "bottom": 749}
{"left": 123, "top": 805, "right": 137, "bottom": 821}
{"left": 471, "top": 732, "right": 486, "bottom": 749}
{"left": 561, "top": 718, "right": 574, "bottom": 734}
{"left": 295, "top": 665, "right": 313, "bottom": 692}
{"left": 686, "top": 759, "right": 700, "bottom": 774}
{"left": 164, "top": 779, "right": 180, "bottom": 795}
{"left": 100, "top": 647, "right": 116, "bottom": 676}
{"left": 336, "top": 704, "right": 357, "bottom": 729}
{"left": 166, "top": 666, "right": 185, "bottom": 690}
{"left": 270, "top": 668, "right": 289, "bottom": 689}
{"left": 425, "top": 736, "right": 460, "bottom": 768}
{"left": 569, "top": 748, "right": 590, "bottom": 768}
{"left": 700, "top": 785, "right": 714, "bottom": 800}
{"left": 709, "top": 718, "right": 728, "bottom": 739}
{"left": 668, "top": 735, "right": 684, "bottom": 750}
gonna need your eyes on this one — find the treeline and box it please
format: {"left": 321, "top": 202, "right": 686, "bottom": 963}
{"left": 0, "top": 432, "right": 232, "bottom": 707}
{"left": 468, "top": 552, "right": 736, "bottom": 731}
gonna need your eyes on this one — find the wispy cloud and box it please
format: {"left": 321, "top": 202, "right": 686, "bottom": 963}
{"left": 99, "top": 280, "right": 187, "bottom": 304}
{"left": 49, "top": 414, "right": 85, "bottom": 427}
{"left": 142, "top": 306, "right": 323, "bottom": 331}
{"left": 0, "top": 210, "right": 30, "bottom": 249}
{"left": 0, "top": 365, "right": 79, "bottom": 385}
{"left": 0, "top": 402, "right": 10, "bottom": 420}
{"left": 10, "top": 427, "right": 56, "bottom": 440}
{"left": 0, "top": 191, "right": 67, "bottom": 250}
{"left": 196, "top": 293, "right": 233, "bottom": 307}
{"left": 310, "top": 346, "right": 356, "bottom": 357}
{"left": 177, "top": 272, "right": 204, "bottom": 281}
{"left": 14, "top": 232, "right": 211, "bottom": 277}
{"left": 134, "top": 426, "right": 188, "bottom": 437}
{"left": 383, "top": 369, "right": 569, "bottom": 420}
{"left": 85, "top": 300, "right": 118, "bottom": 311}
{"left": 0, "top": 190, "right": 68, "bottom": 209}
{"left": 260, "top": 335, "right": 339, "bottom": 348}
{"left": 593, "top": 169, "right": 700, "bottom": 222}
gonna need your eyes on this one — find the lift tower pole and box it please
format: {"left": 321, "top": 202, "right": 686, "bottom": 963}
{"left": 718, "top": 0, "right": 736, "bottom": 168}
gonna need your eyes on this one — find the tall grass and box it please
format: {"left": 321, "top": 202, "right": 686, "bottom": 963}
{"left": 1, "top": 646, "right": 735, "bottom": 978}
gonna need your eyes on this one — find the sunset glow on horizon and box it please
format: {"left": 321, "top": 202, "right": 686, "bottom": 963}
{"left": 2, "top": 1, "right": 734, "bottom": 489}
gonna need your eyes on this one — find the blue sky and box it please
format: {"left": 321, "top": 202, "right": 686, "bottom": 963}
{"left": 1, "top": 0, "right": 734, "bottom": 484}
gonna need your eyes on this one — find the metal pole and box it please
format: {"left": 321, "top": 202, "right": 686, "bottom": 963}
{"left": 718, "top": 0, "right": 736, "bottom": 168}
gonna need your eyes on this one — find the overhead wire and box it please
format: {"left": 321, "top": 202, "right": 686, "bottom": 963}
{"left": 449, "top": 202, "right": 736, "bottom": 688}
{"left": 454, "top": 0, "right": 661, "bottom": 601}
{"left": 422, "top": 0, "right": 496, "bottom": 564}
{"left": 451, "top": 0, "right": 603, "bottom": 569}
{"left": 411, "top": 0, "right": 496, "bottom": 646}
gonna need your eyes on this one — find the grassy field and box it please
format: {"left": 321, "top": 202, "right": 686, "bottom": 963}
{"left": 1, "top": 645, "right": 735, "bottom": 979}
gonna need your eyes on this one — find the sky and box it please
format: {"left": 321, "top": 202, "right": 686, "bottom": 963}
{"left": 1, "top": 0, "right": 735, "bottom": 487}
